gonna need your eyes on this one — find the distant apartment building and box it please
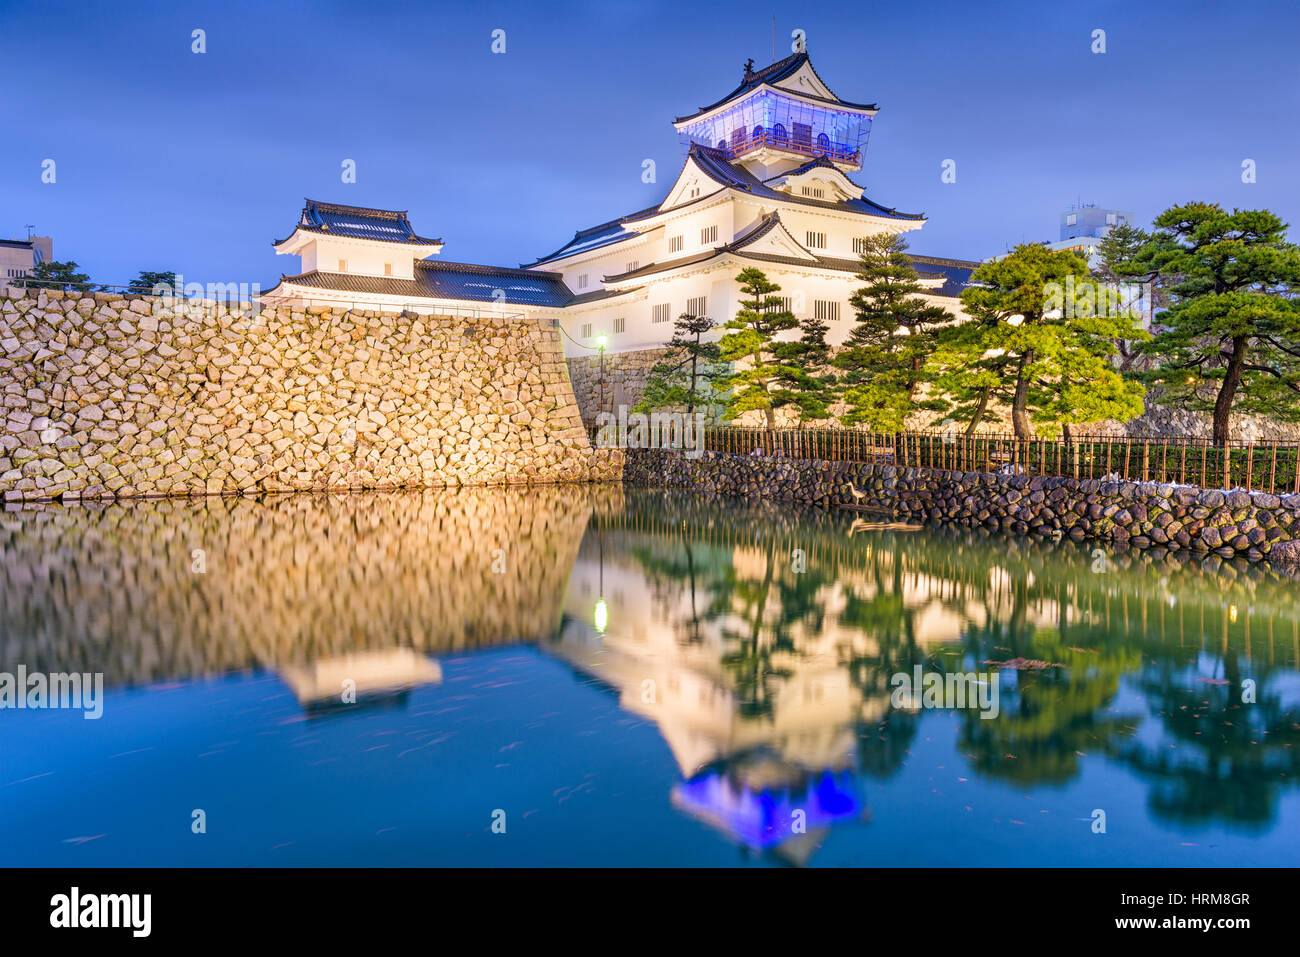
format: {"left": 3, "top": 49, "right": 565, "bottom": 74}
{"left": 0, "top": 235, "right": 53, "bottom": 289}
{"left": 1047, "top": 204, "right": 1134, "bottom": 267}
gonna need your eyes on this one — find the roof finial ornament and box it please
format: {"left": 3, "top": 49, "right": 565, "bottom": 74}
{"left": 743, "top": 57, "right": 755, "bottom": 78}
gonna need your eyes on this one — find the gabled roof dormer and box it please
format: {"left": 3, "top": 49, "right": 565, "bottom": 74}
{"left": 727, "top": 211, "right": 819, "bottom": 262}
{"left": 660, "top": 161, "right": 718, "bottom": 211}
{"left": 764, "top": 156, "right": 864, "bottom": 204}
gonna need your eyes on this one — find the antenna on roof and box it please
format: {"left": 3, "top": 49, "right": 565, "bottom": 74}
{"left": 771, "top": 16, "right": 775, "bottom": 63}
{"left": 25, "top": 224, "right": 35, "bottom": 239}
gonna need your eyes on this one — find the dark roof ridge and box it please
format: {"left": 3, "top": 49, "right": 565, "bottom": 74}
{"left": 674, "top": 50, "right": 878, "bottom": 123}
{"left": 303, "top": 197, "right": 410, "bottom": 220}
{"left": 418, "top": 259, "right": 564, "bottom": 279}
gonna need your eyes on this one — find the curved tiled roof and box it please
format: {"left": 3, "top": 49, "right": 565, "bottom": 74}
{"left": 265, "top": 259, "right": 573, "bottom": 308}
{"left": 601, "top": 222, "right": 978, "bottom": 296}
{"left": 523, "top": 204, "right": 660, "bottom": 267}
{"left": 673, "top": 50, "right": 878, "bottom": 124}
{"left": 663, "top": 144, "right": 925, "bottom": 221}
{"left": 527, "top": 145, "right": 924, "bottom": 270}
{"left": 273, "top": 198, "right": 443, "bottom": 246}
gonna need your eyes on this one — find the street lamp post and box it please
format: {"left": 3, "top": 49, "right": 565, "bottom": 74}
{"left": 595, "top": 334, "right": 608, "bottom": 419}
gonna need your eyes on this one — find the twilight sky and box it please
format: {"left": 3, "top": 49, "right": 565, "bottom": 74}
{"left": 3, "top": 0, "right": 1298, "bottom": 288}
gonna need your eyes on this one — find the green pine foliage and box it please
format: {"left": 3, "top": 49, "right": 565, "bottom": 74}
{"left": 834, "top": 232, "right": 954, "bottom": 430}
{"left": 635, "top": 311, "right": 724, "bottom": 416}
{"left": 933, "top": 243, "right": 1147, "bottom": 438}
{"left": 17, "top": 260, "right": 96, "bottom": 292}
{"left": 1134, "top": 203, "right": 1300, "bottom": 443}
{"left": 716, "top": 268, "right": 834, "bottom": 427}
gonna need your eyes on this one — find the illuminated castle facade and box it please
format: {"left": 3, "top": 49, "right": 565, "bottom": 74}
{"left": 262, "top": 51, "right": 977, "bottom": 416}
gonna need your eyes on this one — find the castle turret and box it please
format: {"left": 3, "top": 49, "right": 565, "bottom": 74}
{"left": 672, "top": 50, "right": 877, "bottom": 179}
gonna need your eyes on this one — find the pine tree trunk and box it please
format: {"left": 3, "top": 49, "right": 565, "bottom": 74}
{"left": 1212, "top": 336, "right": 1247, "bottom": 445}
{"left": 965, "top": 387, "right": 991, "bottom": 436}
{"left": 1012, "top": 352, "right": 1034, "bottom": 441}
{"left": 687, "top": 347, "right": 698, "bottom": 416}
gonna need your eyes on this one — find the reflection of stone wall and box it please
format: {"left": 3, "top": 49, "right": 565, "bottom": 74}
{"left": 625, "top": 450, "right": 1300, "bottom": 562}
{"left": 566, "top": 348, "right": 670, "bottom": 423}
{"left": 0, "top": 486, "right": 595, "bottom": 685}
{"left": 0, "top": 288, "right": 621, "bottom": 502}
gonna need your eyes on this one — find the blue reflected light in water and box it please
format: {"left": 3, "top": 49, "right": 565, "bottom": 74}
{"left": 1, "top": 487, "right": 1298, "bottom": 866}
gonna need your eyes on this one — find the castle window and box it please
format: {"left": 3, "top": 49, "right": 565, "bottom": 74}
{"left": 752, "top": 125, "right": 764, "bottom": 141}
{"left": 772, "top": 123, "right": 788, "bottom": 145}
{"left": 814, "top": 300, "right": 841, "bottom": 322}
{"left": 338, "top": 259, "right": 348, "bottom": 272}
{"left": 613, "top": 317, "right": 625, "bottom": 333}
{"left": 806, "top": 231, "right": 826, "bottom": 250}
{"left": 853, "top": 237, "right": 869, "bottom": 254}
{"left": 581, "top": 323, "right": 593, "bottom": 338}
{"left": 625, "top": 260, "right": 639, "bottom": 272}
{"left": 384, "top": 263, "right": 393, "bottom": 276}
{"left": 816, "top": 132, "right": 831, "bottom": 154}
{"left": 668, "top": 235, "right": 684, "bottom": 254}
{"left": 577, "top": 274, "right": 589, "bottom": 289}
{"left": 686, "top": 296, "right": 707, "bottom": 318}
{"left": 700, "top": 225, "right": 717, "bottom": 244}
{"left": 652, "top": 303, "right": 671, "bottom": 324}
{"left": 801, "top": 186, "right": 825, "bottom": 198}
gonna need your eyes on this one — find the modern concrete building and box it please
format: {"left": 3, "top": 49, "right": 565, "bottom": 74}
{"left": 1047, "top": 204, "right": 1135, "bottom": 267}
{"left": 0, "top": 235, "right": 52, "bottom": 290}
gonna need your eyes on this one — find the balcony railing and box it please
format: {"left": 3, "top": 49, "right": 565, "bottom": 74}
{"left": 723, "top": 129, "right": 860, "bottom": 166}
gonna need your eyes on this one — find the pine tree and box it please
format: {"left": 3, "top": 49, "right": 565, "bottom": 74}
{"left": 835, "top": 232, "right": 954, "bottom": 430}
{"left": 1135, "top": 203, "right": 1300, "bottom": 443}
{"left": 126, "top": 270, "right": 178, "bottom": 295}
{"left": 635, "top": 311, "right": 723, "bottom": 415}
{"left": 717, "top": 268, "right": 829, "bottom": 427}
{"left": 932, "top": 243, "right": 1147, "bottom": 438}
{"left": 18, "top": 260, "right": 95, "bottom": 292}
{"left": 772, "top": 312, "right": 837, "bottom": 422}
{"left": 1092, "top": 222, "right": 1154, "bottom": 372}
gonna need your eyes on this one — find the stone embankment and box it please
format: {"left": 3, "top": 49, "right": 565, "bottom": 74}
{"left": 0, "top": 485, "right": 604, "bottom": 686}
{"left": 1, "top": 288, "right": 620, "bottom": 502}
{"left": 625, "top": 449, "right": 1300, "bottom": 563}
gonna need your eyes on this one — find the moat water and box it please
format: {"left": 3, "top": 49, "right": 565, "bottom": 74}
{"left": 1, "top": 486, "right": 1297, "bottom": 866}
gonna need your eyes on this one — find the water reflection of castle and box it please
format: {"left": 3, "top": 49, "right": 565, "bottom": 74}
{"left": 554, "top": 501, "right": 1300, "bottom": 859}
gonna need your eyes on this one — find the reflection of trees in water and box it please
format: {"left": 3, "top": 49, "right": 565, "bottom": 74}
{"left": 838, "top": 542, "right": 924, "bottom": 699}
{"left": 713, "top": 539, "right": 826, "bottom": 720}
{"left": 856, "top": 710, "right": 920, "bottom": 780}
{"left": 611, "top": 488, "right": 1300, "bottom": 825}
{"left": 627, "top": 539, "right": 731, "bottom": 646}
{"left": 1106, "top": 651, "right": 1300, "bottom": 830}
{"left": 956, "top": 634, "right": 1141, "bottom": 786}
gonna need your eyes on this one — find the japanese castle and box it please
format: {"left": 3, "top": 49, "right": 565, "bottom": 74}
{"left": 263, "top": 49, "right": 976, "bottom": 361}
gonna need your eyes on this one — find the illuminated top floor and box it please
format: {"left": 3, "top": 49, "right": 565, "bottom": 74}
{"left": 673, "top": 50, "right": 877, "bottom": 176}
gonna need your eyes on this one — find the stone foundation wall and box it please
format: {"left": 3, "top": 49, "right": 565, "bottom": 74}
{"left": 0, "top": 486, "right": 600, "bottom": 686}
{"left": 566, "top": 347, "right": 671, "bottom": 423}
{"left": 624, "top": 449, "right": 1300, "bottom": 562}
{"left": 1, "top": 288, "right": 621, "bottom": 502}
